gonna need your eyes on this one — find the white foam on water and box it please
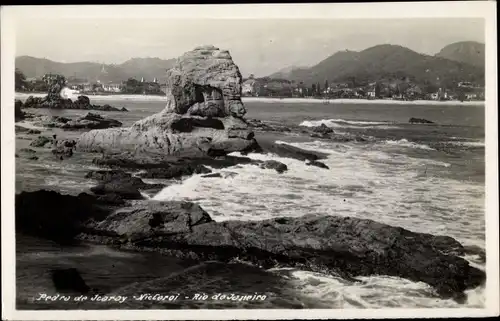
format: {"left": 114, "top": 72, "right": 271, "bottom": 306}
{"left": 446, "top": 141, "right": 485, "bottom": 148}
{"left": 299, "top": 119, "right": 398, "bottom": 130}
{"left": 151, "top": 139, "right": 485, "bottom": 308}
{"left": 384, "top": 138, "right": 435, "bottom": 151}
{"left": 272, "top": 269, "right": 485, "bottom": 308}
{"left": 154, "top": 140, "right": 483, "bottom": 247}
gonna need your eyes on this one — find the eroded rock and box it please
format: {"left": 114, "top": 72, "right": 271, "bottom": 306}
{"left": 77, "top": 46, "right": 256, "bottom": 157}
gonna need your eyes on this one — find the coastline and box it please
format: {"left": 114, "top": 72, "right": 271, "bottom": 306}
{"left": 14, "top": 92, "right": 485, "bottom": 106}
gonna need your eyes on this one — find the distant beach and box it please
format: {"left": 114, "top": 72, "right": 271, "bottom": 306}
{"left": 15, "top": 92, "right": 485, "bottom": 106}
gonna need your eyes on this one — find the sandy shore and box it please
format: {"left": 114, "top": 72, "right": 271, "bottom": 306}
{"left": 15, "top": 92, "right": 484, "bottom": 106}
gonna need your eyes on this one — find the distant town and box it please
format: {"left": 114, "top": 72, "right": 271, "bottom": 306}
{"left": 241, "top": 75, "right": 485, "bottom": 102}
{"left": 15, "top": 69, "right": 484, "bottom": 102}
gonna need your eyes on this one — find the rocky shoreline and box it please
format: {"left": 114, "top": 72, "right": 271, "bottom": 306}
{"left": 14, "top": 46, "right": 485, "bottom": 303}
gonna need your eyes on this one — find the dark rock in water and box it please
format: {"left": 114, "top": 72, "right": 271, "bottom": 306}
{"left": 16, "top": 190, "right": 485, "bottom": 299}
{"left": 76, "top": 95, "right": 90, "bottom": 106}
{"left": 202, "top": 172, "right": 222, "bottom": 178}
{"left": 90, "top": 176, "right": 165, "bottom": 200}
{"left": 259, "top": 160, "right": 288, "bottom": 173}
{"left": 15, "top": 190, "right": 113, "bottom": 243}
{"left": 90, "top": 177, "right": 145, "bottom": 200}
{"left": 27, "top": 129, "right": 41, "bottom": 135}
{"left": 51, "top": 268, "right": 90, "bottom": 294}
{"left": 310, "top": 132, "right": 331, "bottom": 139}
{"left": 15, "top": 99, "right": 25, "bottom": 121}
{"left": 138, "top": 164, "right": 212, "bottom": 179}
{"left": 306, "top": 160, "right": 329, "bottom": 169}
{"left": 246, "top": 118, "right": 293, "bottom": 133}
{"left": 18, "top": 149, "right": 40, "bottom": 160}
{"left": 51, "top": 139, "right": 77, "bottom": 158}
{"left": 32, "top": 112, "right": 122, "bottom": 131}
{"left": 95, "top": 193, "right": 125, "bottom": 206}
{"left": 202, "top": 171, "right": 238, "bottom": 179}
{"left": 61, "top": 112, "right": 122, "bottom": 130}
{"left": 55, "top": 116, "right": 71, "bottom": 123}
{"left": 73, "top": 198, "right": 484, "bottom": 300}
{"left": 91, "top": 151, "right": 255, "bottom": 172}
{"left": 29, "top": 135, "right": 53, "bottom": 147}
{"left": 85, "top": 170, "right": 132, "bottom": 182}
{"left": 120, "top": 107, "right": 128, "bottom": 112}
{"left": 312, "top": 123, "right": 334, "bottom": 134}
{"left": 20, "top": 148, "right": 36, "bottom": 154}
{"left": 15, "top": 125, "right": 30, "bottom": 133}
{"left": 257, "top": 141, "right": 328, "bottom": 161}
{"left": 22, "top": 85, "right": 125, "bottom": 112}
{"left": 52, "top": 147, "right": 73, "bottom": 157}
{"left": 409, "top": 117, "right": 434, "bottom": 124}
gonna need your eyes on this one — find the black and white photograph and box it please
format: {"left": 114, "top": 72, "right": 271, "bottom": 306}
{"left": 1, "top": 2, "right": 498, "bottom": 320}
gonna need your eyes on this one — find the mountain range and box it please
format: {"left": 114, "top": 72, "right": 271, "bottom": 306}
{"left": 435, "top": 41, "right": 485, "bottom": 68}
{"left": 15, "top": 56, "right": 176, "bottom": 83}
{"left": 15, "top": 41, "right": 484, "bottom": 87}
{"left": 268, "top": 41, "right": 485, "bottom": 88}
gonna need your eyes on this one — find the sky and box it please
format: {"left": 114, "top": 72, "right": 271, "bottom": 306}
{"left": 15, "top": 17, "right": 485, "bottom": 77}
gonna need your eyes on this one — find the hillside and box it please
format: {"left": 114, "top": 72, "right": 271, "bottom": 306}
{"left": 435, "top": 41, "right": 485, "bottom": 68}
{"left": 269, "top": 65, "right": 308, "bottom": 79}
{"left": 15, "top": 56, "right": 176, "bottom": 83}
{"left": 269, "top": 44, "right": 484, "bottom": 88}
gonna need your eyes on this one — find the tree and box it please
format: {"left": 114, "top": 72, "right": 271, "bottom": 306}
{"left": 375, "top": 83, "right": 381, "bottom": 98}
{"left": 311, "top": 84, "right": 316, "bottom": 96}
{"left": 15, "top": 69, "right": 27, "bottom": 91}
{"left": 324, "top": 80, "right": 329, "bottom": 93}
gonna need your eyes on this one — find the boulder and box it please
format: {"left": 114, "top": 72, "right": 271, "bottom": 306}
{"left": 15, "top": 190, "right": 112, "bottom": 243}
{"left": 259, "top": 160, "right": 288, "bottom": 173}
{"left": 85, "top": 170, "right": 132, "bottom": 182}
{"left": 257, "top": 141, "right": 328, "bottom": 161}
{"left": 77, "top": 199, "right": 484, "bottom": 300}
{"left": 77, "top": 46, "right": 256, "bottom": 157}
{"left": 409, "top": 117, "right": 434, "bottom": 124}
{"left": 51, "top": 139, "right": 77, "bottom": 157}
{"left": 312, "top": 123, "right": 334, "bottom": 134}
{"left": 90, "top": 176, "right": 165, "bottom": 200}
{"left": 15, "top": 100, "right": 25, "bottom": 121}
{"left": 306, "top": 160, "right": 330, "bottom": 169}
{"left": 21, "top": 80, "right": 125, "bottom": 111}
{"left": 60, "top": 112, "right": 122, "bottom": 130}
{"left": 29, "top": 135, "right": 53, "bottom": 147}
{"left": 15, "top": 125, "right": 30, "bottom": 133}
{"left": 202, "top": 171, "right": 238, "bottom": 179}
{"left": 27, "top": 129, "right": 41, "bottom": 135}
{"left": 138, "top": 164, "right": 212, "bottom": 179}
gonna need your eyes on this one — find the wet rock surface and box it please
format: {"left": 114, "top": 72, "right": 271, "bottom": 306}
{"left": 14, "top": 190, "right": 484, "bottom": 300}
{"left": 409, "top": 117, "right": 435, "bottom": 124}
{"left": 29, "top": 112, "right": 122, "bottom": 131}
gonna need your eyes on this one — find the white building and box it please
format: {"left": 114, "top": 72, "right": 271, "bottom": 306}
{"left": 102, "top": 83, "right": 122, "bottom": 93}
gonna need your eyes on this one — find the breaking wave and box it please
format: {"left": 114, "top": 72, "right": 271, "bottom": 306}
{"left": 300, "top": 118, "right": 396, "bottom": 129}
{"left": 383, "top": 138, "right": 435, "bottom": 151}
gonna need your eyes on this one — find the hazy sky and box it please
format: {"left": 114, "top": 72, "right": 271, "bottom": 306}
{"left": 15, "top": 18, "right": 484, "bottom": 77}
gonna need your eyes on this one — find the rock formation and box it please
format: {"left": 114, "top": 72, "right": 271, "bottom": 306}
{"left": 15, "top": 190, "right": 486, "bottom": 300}
{"left": 21, "top": 74, "right": 127, "bottom": 112}
{"left": 77, "top": 46, "right": 258, "bottom": 157}
{"left": 409, "top": 117, "right": 434, "bottom": 124}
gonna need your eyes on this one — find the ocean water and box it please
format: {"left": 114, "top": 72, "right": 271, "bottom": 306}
{"left": 15, "top": 96, "right": 486, "bottom": 309}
